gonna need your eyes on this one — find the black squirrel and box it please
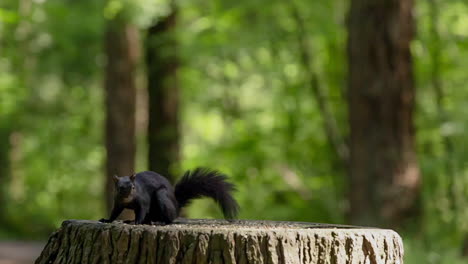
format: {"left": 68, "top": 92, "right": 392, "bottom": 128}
{"left": 99, "top": 168, "right": 239, "bottom": 224}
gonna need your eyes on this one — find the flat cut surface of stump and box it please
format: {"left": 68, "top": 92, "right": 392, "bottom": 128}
{"left": 35, "top": 219, "right": 404, "bottom": 264}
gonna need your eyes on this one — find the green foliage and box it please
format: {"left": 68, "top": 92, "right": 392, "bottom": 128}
{"left": 180, "top": 0, "right": 348, "bottom": 224}
{"left": 0, "top": 0, "right": 105, "bottom": 238}
{"left": 414, "top": 0, "right": 468, "bottom": 254}
{"left": 405, "top": 238, "right": 467, "bottom": 264}
{"left": 0, "top": 0, "right": 467, "bottom": 262}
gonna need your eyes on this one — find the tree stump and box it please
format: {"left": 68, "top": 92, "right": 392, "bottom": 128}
{"left": 35, "top": 219, "right": 404, "bottom": 264}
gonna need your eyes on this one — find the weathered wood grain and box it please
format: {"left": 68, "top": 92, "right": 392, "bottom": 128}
{"left": 35, "top": 219, "right": 404, "bottom": 264}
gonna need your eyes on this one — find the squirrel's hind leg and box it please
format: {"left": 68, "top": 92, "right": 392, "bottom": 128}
{"left": 134, "top": 202, "right": 151, "bottom": 225}
{"left": 150, "top": 189, "right": 178, "bottom": 224}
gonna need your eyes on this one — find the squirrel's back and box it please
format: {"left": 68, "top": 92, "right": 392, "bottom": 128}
{"left": 135, "top": 171, "right": 174, "bottom": 192}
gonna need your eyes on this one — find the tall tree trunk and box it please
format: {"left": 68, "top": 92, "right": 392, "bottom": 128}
{"left": 428, "top": 0, "right": 457, "bottom": 221}
{"left": 146, "top": 9, "right": 180, "bottom": 182}
{"left": 104, "top": 19, "right": 139, "bottom": 214}
{"left": 0, "top": 124, "right": 11, "bottom": 225}
{"left": 290, "top": 4, "right": 349, "bottom": 166}
{"left": 0, "top": 0, "right": 33, "bottom": 225}
{"left": 347, "top": 0, "right": 420, "bottom": 228}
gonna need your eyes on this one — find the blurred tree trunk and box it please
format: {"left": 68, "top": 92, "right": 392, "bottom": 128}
{"left": 290, "top": 4, "right": 348, "bottom": 166}
{"left": 428, "top": 0, "right": 458, "bottom": 223}
{"left": 146, "top": 8, "right": 180, "bottom": 182}
{"left": 104, "top": 19, "right": 139, "bottom": 214}
{"left": 0, "top": 125, "right": 11, "bottom": 224}
{"left": 0, "top": 0, "right": 32, "bottom": 225}
{"left": 347, "top": 0, "right": 420, "bottom": 228}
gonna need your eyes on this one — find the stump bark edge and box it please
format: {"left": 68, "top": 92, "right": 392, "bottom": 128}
{"left": 35, "top": 219, "right": 404, "bottom": 264}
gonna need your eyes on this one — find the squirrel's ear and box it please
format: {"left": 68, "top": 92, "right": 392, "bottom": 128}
{"left": 113, "top": 175, "right": 119, "bottom": 183}
{"left": 130, "top": 173, "right": 136, "bottom": 181}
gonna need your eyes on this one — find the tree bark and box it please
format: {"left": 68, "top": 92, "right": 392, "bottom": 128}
{"left": 146, "top": 9, "right": 180, "bottom": 182}
{"left": 347, "top": 0, "right": 420, "bottom": 228}
{"left": 36, "top": 219, "right": 404, "bottom": 264}
{"left": 0, "top": 125, "right": 11, "bottom": 225}
{"left": 290, "top": 4, "right": 349, "bottom": 166}
{"left": 428, "top": 0, "right": 457, "bottom": 219}
{"left": 104, "top": 20, "right": 139, "bottom": 213}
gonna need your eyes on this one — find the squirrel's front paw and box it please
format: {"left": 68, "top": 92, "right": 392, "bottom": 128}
{"left": 99, "top": 218, "right": 111, "bottom": 223}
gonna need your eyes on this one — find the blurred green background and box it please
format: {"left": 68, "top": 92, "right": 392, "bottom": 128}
{"left": 1, "top": 0, "right": 468, "bottom": 263}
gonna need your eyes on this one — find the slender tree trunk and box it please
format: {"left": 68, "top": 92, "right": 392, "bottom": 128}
{"left": 104, "top": 19, "right": 139, "bottom": 214}
{"left": 0, "top": 124, "right": 11, "bottom": 224}
{"left": 0, "top": 0, "right": 33, "bottom": 225}
{"left": 428, "top": 0, "right": 457, "bottom": 221}
{"left": 146, "top": 9, "right": 180, "bottom": 182}
{"left": 347, "top": 0, "right": 420, "bottom": 228}
{"left": 290, "top": 4, "right": 349, "bottom": 166}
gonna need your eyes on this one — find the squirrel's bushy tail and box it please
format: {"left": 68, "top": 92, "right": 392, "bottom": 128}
{"left": 174, "top": 168, "right": 239, "bottom": 220}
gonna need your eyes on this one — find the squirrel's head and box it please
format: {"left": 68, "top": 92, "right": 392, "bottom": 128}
{"left": 113, "top": 173, "right": 136, "bottom": 197}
